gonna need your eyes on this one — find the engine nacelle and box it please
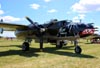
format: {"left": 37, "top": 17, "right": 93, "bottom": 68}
{"left": 0, "top": 28, "right": 3, "bottom": 34}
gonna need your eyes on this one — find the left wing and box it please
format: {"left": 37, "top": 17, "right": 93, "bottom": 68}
{"left": 0, "top": 22, "right": 28, "bottom": 31}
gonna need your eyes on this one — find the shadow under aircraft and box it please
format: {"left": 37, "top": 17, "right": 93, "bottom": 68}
{"left": 0, "top": 44, "right": 96, "bottom": 58}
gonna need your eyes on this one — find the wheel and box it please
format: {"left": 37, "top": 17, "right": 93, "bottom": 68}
{"left": 56, "top": 42, "right": 63, "bottom": 49}
{"left": 75, "top": 46, "right": 82, "bottom": 54}
{"left": 63, "top": 40, "right": 67, "bottom": 46}
{"left": 22, "top": 42, "right": 29, "bottom": 51}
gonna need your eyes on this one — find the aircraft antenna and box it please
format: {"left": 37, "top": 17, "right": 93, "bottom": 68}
{"left": 80, "top": 19, "right": 82, "bottom": 23}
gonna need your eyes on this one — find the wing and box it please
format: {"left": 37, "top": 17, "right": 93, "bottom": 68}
{"left": 0, "top": 22, "right": 28, "bottom": 31}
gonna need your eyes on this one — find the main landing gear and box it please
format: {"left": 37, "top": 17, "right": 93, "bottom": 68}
{"left": 39, "top": 37, "right": 43, "bottom": 52}
{"left": 56, "top": 40, "right": 67, "bottom": 49}
{"left": 22, "top": 38, "right": 44, "bottom": 52}
{"left": 22, "top": 42, "right": 29, "bottom": 51}
{"left": 22, "top": 39, "right": 32, "bottom": 51}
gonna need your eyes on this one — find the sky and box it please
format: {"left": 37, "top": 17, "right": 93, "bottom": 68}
{"left": 0, "top": 0, "right": 100, "bottom": 37}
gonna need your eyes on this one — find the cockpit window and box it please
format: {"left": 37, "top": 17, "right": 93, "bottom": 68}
{"left": 58, "top": 20, "right": 66, "bottom": 26}
{"left": 77, "top": 23, "right": 87, "bottom": 28}
{"left": 58, "top": 20, "right": 71, "bottom": 27}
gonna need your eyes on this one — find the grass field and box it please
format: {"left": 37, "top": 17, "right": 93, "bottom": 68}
{"left": 0, "top": 39, "right": 100, "bottom": 68}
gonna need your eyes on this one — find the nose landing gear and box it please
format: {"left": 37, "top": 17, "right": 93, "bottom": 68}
{"left": 75, "top": 45, "right": 82, "bottom": 54}
{"left": 74, "top": 40, "right": 82, "bottom": 54}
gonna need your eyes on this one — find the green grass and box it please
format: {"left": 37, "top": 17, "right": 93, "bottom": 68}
{"left": 0, "top": 39, "right": 100, "bottom": 68}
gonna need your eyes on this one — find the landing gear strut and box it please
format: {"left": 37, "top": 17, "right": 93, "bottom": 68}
{"left": 74, "top": 40, "right": 82, "bottom": 54}
{"left": 39, "top": 37, "right": 43, "bottom": 51}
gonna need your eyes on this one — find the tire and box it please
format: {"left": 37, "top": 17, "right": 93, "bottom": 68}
{"left": 75, "top": 46, "right": 82, "bottom": 54}
{"left": 63, "top": 41, "right": 67, "bottom": 46}
{"left": 56, "top": 42, "right": 63, "bottom": 49}
{"left": 22, "top": 42, "right": 29, "bottom": 51}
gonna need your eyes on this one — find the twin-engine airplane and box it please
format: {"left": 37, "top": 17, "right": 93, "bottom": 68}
{"left": 0, "top": 17, "right": 96, "bottom": 54}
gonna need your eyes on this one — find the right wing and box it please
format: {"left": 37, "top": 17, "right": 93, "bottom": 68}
{"left": 0, "top": 22, "right": 29, "bottom": 31}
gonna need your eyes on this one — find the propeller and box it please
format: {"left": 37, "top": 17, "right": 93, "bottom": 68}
{"left": 25, "top": 16, "right": 57, "bottom": 33}
{"left": 25, "top": 16, "right": 56, "bottom": 51}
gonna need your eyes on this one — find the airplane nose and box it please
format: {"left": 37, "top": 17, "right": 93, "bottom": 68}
{"left": 87, "top": 24, "right": 98, "bottom": 31}
{"left": 81, "top": 29, "right": 95, "bottom": 35}
{"left": 93, "top": 27, "right": 99, "bottom": 32}
{"left": 94, "top": 27, "right": 98, "bottom": 29}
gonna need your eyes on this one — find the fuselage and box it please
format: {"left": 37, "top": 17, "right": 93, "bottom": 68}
{"left": 15, "top": 20, "right": 95, "bottom": 43}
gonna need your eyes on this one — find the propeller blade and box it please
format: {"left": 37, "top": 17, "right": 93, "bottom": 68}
{"left": 25, "top": 17, "right": 57, "bottom": 36}
{"left": 25, "top": 16, "right": 34, "bottom": 24}
{"left": 25, "top": 16, "right": 40, "bottom": 29}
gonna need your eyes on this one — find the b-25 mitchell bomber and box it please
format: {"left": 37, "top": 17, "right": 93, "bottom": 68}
{"left": 0, "top": 17, "right": 97, "bottom": 54}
